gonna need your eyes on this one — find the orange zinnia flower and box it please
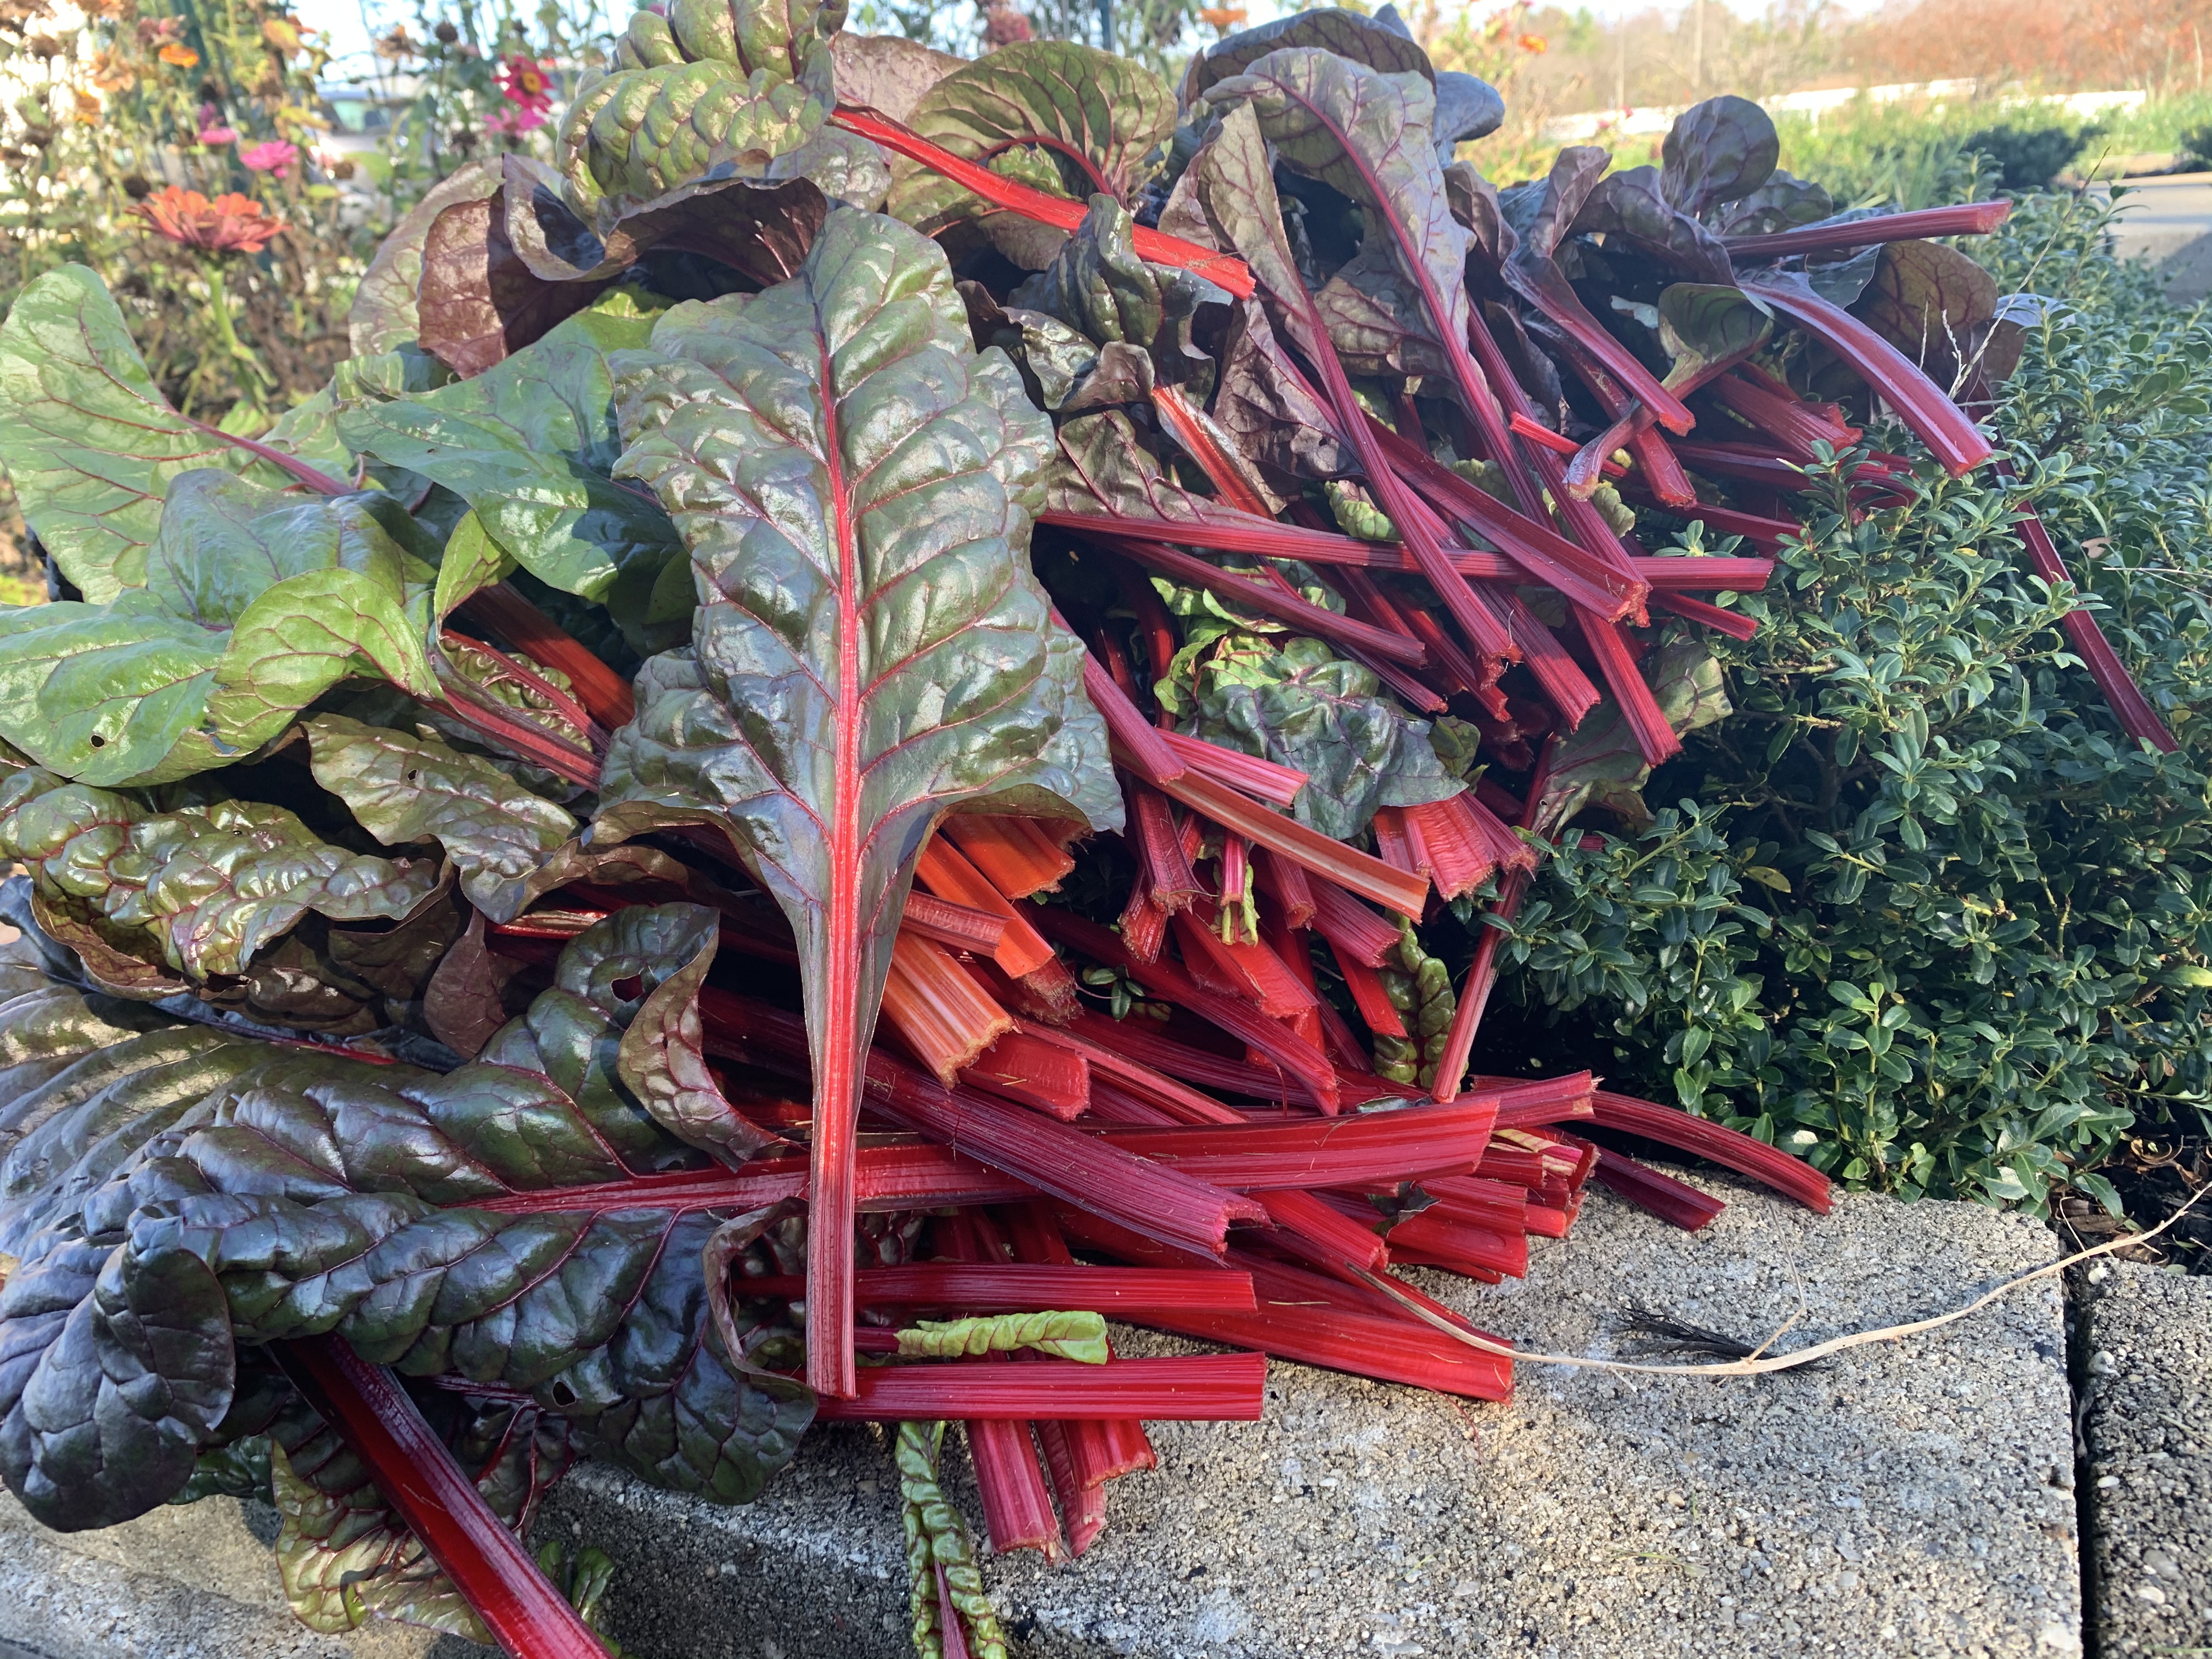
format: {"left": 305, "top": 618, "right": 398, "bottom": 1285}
{"left": 158, "top": 42, "right": 200, "bottom": 67}
{"left": 131, "top": 185, "right": 286, "bottom": 255}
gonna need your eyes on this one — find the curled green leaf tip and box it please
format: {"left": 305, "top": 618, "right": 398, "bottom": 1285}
{"left": 895, "top": 1420, "right": 1008, "bottom": 1659}
{"left": 895, "top": 1310, "right": 1110, "bottom": 1364}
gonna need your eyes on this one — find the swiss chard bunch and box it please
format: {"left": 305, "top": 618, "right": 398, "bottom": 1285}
{"left": 0, "top": 1, "right": 2149, "bottom": 1653}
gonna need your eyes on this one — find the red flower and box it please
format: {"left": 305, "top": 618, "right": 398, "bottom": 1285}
{"left": 131, "top": 185, "right": 286, "bottom": 255}
{"left": 496, "top": 53, "right": 555, "bottom": 116}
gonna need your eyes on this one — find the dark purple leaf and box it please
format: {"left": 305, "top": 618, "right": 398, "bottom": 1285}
{"left": 1180, "top": 6, "right": 1433, "bottom": 105}
{"left": 1575, "top": 165, "right": 1735, "bottom": 284}
{"left": 1660, "top": 95, "right": 1780, "bottom": 217}
{"left": 1851, "top": 238, "right": 1999, "bottom": 388}
{"left": 831, "top": 30, "right": 964, "bottom": 122}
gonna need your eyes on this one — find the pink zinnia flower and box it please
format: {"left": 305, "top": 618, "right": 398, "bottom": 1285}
{"left": 483, "top": 104, "right": 547, "bottom": 134}
{"left": 240, "top": 139, "right": 298, "bottom": 176}
{"left": 197, "top": 125, "right": 238, "bottom": 145}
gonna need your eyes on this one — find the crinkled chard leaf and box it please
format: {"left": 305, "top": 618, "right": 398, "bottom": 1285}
{"left": 337, "top": 307, "right": 687, "bottom": 653}
{"left": 1048, "top": 406, "right": 1282, "bottom": 533}
{"left": 0, "top": 907, "right": 815, "bottom": 1533}
{"left": 1180, "top": 6, "right": 1432, "bottom": 105}
{"left": 960, "top": 282, "right": 1105, "bottom": 413}
{"left": 349, "top": 161, "right": 507, "bottom": 357}
{"left": 1534, "top": 637, "right": 1731, "bottom": 834}
{"left": 1188, "top": 635, "right": 1459, "bottom": 838}
{"left": 1, "top": 1229, "right": 237, "bottom": 1530}
{"left": 270, "top": 1390, "right": 578, "bottom": 1641}
{"left": 1010, "top": 195, "right": 1170, "bottom": 352}
{"left": 0, "top": 472, "right": 438, "bottom": 786}
{"left": 1314, "top": 242, "right": 1452, "bottom": 380}
{"left": 0, "top": 267, "right": 300, "bottom": 601}
{"left": 303, "top": 714, "right": 577, "bottom": 922}
{"left": 561, "top": 904, "right": 777, "bottom": 1164}
{"left": 1660, "top": 95, "right": 1780, "bottom": 218}
{"left": 830, "top": 29, "right": 962, "bottom": 122}
{"left": 1211, "top": 298, "right": 1356, "bottom": 480}
{"left": 0, "top": 768, "right": 442, "bottom": 981}
{"left": 883, "top": 40, "right": 1176, "bottom": 270}
{"left": 556, "top": 0, "right": 845, "bottom": 230}
{"left": 595, "top": 207, "right": 1118, "bottom": 1390}
{"left": 1007, "top": 195, "right": 1228, "bottom": 405}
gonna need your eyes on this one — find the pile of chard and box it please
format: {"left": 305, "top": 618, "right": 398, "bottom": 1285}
{"left": 0, "top": 3, "right": 2159, "bottom": 1655}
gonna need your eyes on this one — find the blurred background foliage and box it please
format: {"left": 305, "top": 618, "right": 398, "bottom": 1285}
{"left": 0, "top": 0, "right": 622, "bottom": 588}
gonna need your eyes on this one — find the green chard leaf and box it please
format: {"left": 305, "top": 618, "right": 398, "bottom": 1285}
{"left": 557, "top": 0, "right": 847, "bottom": 229}
{"left": 337, "top": 309, "right": 689, "bottom": 656}
{"left": 303, "top": 714, "right": 577, "bottom": 923}
{"left": 0, "top": 906, "right": 812, "bottom": 1533}
{"left": 1184, "top": 635, "right": 1459, "bottom": 839}
{"left": 0, "top": 471, "right": 437, "bottom": 786}
{"left": 271, "top": 1391, "right": 579, "bottom": 1642}
{"left": 1534, "top": 637, "right": 1733, "bottom": 834}
{"left": 0, "top": 267, "right": 302, "bottom": 601}
{"left": 883, "top": 40, "right": 1176, "bottom": 270}
{"left": 594, "top": 206, "right": 1118, "bottom": 1392}
{"left": 1656, "top": 282, "right": 1774, "bottom": 386}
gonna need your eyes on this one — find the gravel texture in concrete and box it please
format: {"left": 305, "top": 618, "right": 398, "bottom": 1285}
{"left": 0, "top": 1177, "right": 2080, "bottom": 1659}
{"left": 539, "top": 1176, "right": 2080, "bottom": 1659}
{"left": 2078, "top": 1259, "right": 2212, "bottom": 1657}
{"left": 0, "top": 1489, "right": 486, "bottom": 1659}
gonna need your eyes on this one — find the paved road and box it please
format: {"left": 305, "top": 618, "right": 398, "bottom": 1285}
{"left": 2103, "top": 173, "right": 2212, "bottom": 303}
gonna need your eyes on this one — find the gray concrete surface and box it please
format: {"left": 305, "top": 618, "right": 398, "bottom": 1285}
{"left": 0, "top": 1487, "right": 484, "bottom": 1659}
{"left": 2106, "top": 174, "right": 2212, "bottom": 304}
{"left": 0, "top": 1177, "right": 2083, "bottom": 1659}
{"left": 2077, "top": 1260, "right": 2211, "bottom": 1658}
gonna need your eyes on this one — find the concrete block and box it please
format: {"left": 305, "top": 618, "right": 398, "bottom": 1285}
{"left": 2079, "top": 1260, "right": 2211, "bottom": 1657}
{"left": 543, "top": 1177, "right": 2079, "bottom": 1659}
{"left": 0, "top": 1177, "right": 2082, "bottom": 1659}
{"left": 0, "top": 1489, "right": 482, "bottom": 1659}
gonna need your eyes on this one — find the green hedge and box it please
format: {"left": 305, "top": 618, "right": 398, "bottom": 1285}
{"left": 1489, "top": 192, "right": 2212, "bottom": 1212}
